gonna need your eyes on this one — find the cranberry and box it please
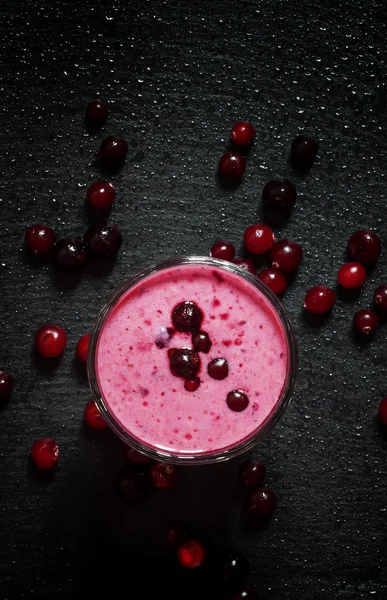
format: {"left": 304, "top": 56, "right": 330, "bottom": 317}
{"left": 304, "top": 286, "right": 336, "bottom": 314}
{"left": 150, "top": 462, "right": 178, "bottom": 490}
{"left": 230, "top": 122, "right": 255, "bottom": 147}
{"left": 353, "top": 309, "right": 379, "bottom": 335}
{"left": 24, "top": 224, "right": 56, "bottom": 256}
{"left": 233, "top": 258, "right": 256, "bottom": 274}
{"left": 270, "top": 239, "right": 303, "bottom": 272}
{"left": 84, "top": 224, "right": 122, "bottom": 257}
{"left": 374, "top": 285, "right": 387, "bottom": 313}
{"left": 246, "top": 487, "right": 277, "bottom": 523}
{"left": 291, "top": 135, "right": 318, "bottom": 170}
{"left": 114, "top": 465, "right": 151, "bottom": 504}
{"left": 207, "top": 358, "right": 228, "bottom": 380}
{"left": 337, "top": 262, "right": 367, "bottom": 289}
{"left": 31, "top": 438, "right": 59, "bottom": 470}
{"left": 0, "top": 371, "right": 13, "bottom": 400}
{"left": 86, "top": 181, "right": 115, "bottom": 210}
{"left": 76, "top": 333, "right": 90, "bottom": 363}
{"left": 124, "top": 446, "right": 154, "bottom": 464}
{"left": 84, "top": 401, "right": 107, "bottom": 430}
{"left": 210, "top": 240, "right": 236, "bottom": 262}
{"left": 379, "top": 397, "right": 387, "bottom": 426}
{"left": 262, "top": 179, "right": 297, "bottom": 211}
{"left": 258, "top": 268, "right": 287, "bottom": 295}
{"left": 177, "top": 539, "right": 206, "bottom": 568}
{"left": 347, "top": 229, "right": 381, "bottom": 264}
{"left": 239, "top": 460, "right": 266, "bottom": 489}
{"left": 227, "top": 390, "right": 249, "bottom": 412}
{"left": 244, "top": 223, "right": 275, "bottom": 255}
{"left": 172, "top": 301, "right": 202, "bottom": 332}
{"left": 85, "top": 99, "right": 108, "bottom": 127}
{"left": 95, "top": 135, "right": 128, "bottom": 166}
{"left": 35, "top": 324, "right": 67, "bottom": 358}
{"left": 231, "top": 587, "right": 259, "bottom": 600}
{"left": 169, "top": 348, "right": 200, "bottom": 379}
{"left": 217, "top": 551, "right": 251, "bottom": 587}
{"left": 184, "top": 377, "right": 200, "bottom": 392}
{"left": 192, "top": 331, "right": 212, "bottom": 353}
{"left": 167, "top": 526, "right": 187, "bottom": 547}
{"left": 54, "top": 238, "right": 86, "bottom": 270}
{"left": 218, "top": 152, "right": 246, "bottom": 180}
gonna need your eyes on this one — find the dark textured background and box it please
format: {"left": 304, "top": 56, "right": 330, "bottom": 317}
{"left": 1, "top": 0, "right": 386, "bottom": 598}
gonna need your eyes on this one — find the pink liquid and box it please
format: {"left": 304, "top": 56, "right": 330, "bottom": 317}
{"left": 96, "top": 263, "right": 288, "bottom": 456}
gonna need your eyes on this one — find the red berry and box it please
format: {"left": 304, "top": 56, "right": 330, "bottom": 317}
{"left": 54, "top": 238, "right": 86, "bottom": 270}
{"left": 86, "top": 181, "right": 115, "bottom": 210}
{"left": 246, "top": 487, "right": 277, "bottom": 520}
{"left": 207, "top": 358, "right": 228, "bottom": 380}
{"left": 31, "top": 438, "right": 59, "bottom": 470}
{"left": 262, "top": 179, "right": 297, "bottom": 211}
{"left": 373, "top": 285, "right": 387, "bottom": 311}
{"left": 337, "top": 262, "right": 367, "bottom": 289}
{"left": 95, "top": 135, "right": 128, "bottom": 166}
{"left": 210, "top": 240, "right": 236, "bottom": 262}
{"left": 270, "top": 239, "right": 303, "bottom": 272}
{"left": 0, "top": 371, "right": 13, "bottom": 400}
{"left": 258, "top": 268, "right": 287, "bottom": 295}
{"left": 83, "top": 224, "right": 122, "bottom": 257}
{"left": 177, "top": 539, "right": 205, "bottom": 568}
{"left": 35, "top": 324, "right": 67, "bottom": 358}
{"left": 192, "top": 331, "right": 212, "bottom": 354}
{"left": 230, "top": 121, "right": 255, "bottom": 147}
{"left": 291, "top": 135, "right": 318, "bottom": 170}
{"left": 353, "top": 309, "right": 378, "bottom": 335}
{"left": 304, "top": 286, "right": 336, "bottom": 314}
{"left": 244, "top": 224, "right": 275, "bottom": 255}
{"left": 232, "top": 258, "right": 256, "bottom": 274}
{"left": 124, "top": 445, "right": 154, "bottom": 464}
{"left": 76, "top": 334, "right": 90, "bottom": 363}
{"left": 150, "top": 462, "right": 178, "bottom": 490}
{"left": 167, "top": 526, "right": 187, "bottom": 547}
{"left": 347, "top": 229, "right": 381, "bottom": 264}
{"left": 184, "top": 377, "right": 201, "bottom": 392}
{"left": 84, "top": 401, "right": 107, "bottom": 430}
{"left": 227, "top": 390, "right": 249, "bottom": 412}
{"left": 218, "top": 152, "right": 246, "bottom": 180}
{"left": 85, "top": 99, "right": 108, "bottom": 128}
{"left": 24, "top": 224, "right": 56, "bottom": 256}
{"left": 114, "top": 465, "right": 151, "bottom": 504}
{"left": 239, "top": 460, "right": 266, "bottom": 489}
{"left": 172, "top": 301, "right": 203, "bottom": 333}
{"left": 379, "top": 397, "right": 387, "bottom": 426}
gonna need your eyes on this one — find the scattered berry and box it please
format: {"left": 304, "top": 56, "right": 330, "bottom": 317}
{"left": 54, "top": 238, "right": 86, "bottom": 270}
{"left": 0, "top": 371, "right": 13, "bottom": 400}
{"left": 86, "top": 181, "right": 115, "bottom": 210}
{"left": 124, "top": 446, "right": 154, "bottom": 464}
{"left": 239, "top": 460, "right": 266, "bottom": 489}
{"left": 262, "top": 179, "right": 297, "bottom": 211}
{"left": 304, "top": 286, "right": 336, "bottom": 314}
{"left": 76, "top": 334, "right": 90, "bottom": 363}
{"left": 373, "top": 285, "right": 387, "bottom": 312}
{"left": 337, "top": 262, "right": 367, "bottom": 289}
{"left": 95, "top": 135, "right": 128, "bottom": 166}
{"left": 291, "top": 135, "right": 318, "bottom": 170}
{"left": 231, "top": 587, "right": 259, "bottom": 600}
{"left": 114, "top": 465, "right": 151, "bottom": 504}
{"left": 207, "top": 358, "right": 229, "bottom": 380}
{"left": 184, "top": 377, "right": 201, "bottom": 392}
{"left": 218, "top": 152, "right": 246, "bottom": 180}
{"left": 353, "top": 309, "right": 379, "bottom": 335}
{"left": 84, "top": 224, "right": 122, "bottom": 257}
{"left": 270, "top": 239, "right": 303, "bottom": 272}
{"left": 258, "top": 268, "right": 287, "bottom": 295}
{"left": 150, "top": 462, "right": 178, "bottom": 490}
{"left": 379, "top": 397, "right": 387, "bottom": 426}
{"left": 244, "top": 223, "right": 275, "bottom": 255}
{"left": 85, "top": 99, "right": 108, "bottom": 127}
{"left": 233, "top": 258, "right": 256, "bottom": 274}
{"left": 34, "top": 324, "right": 67, "bottom": 358}
{"left": 192, "top": 331, "right": 212, "bottom": 354}
{"left": 227, "top": 390, "right": 249, "bottom": 412}
{"left": 210, "top": 240, "right": 236, "bottom": 262}
{"left": 167, "top": 526, "right": 187, "bottom": 547}
{"left": 246, "top": 487, "right": 277, "bottom": 524}
{"left": 217, "top": 551, "right": 251, "bottom": 588}
{"left": 169, "top": 348, "right": 200, "bottom": 379}
{"left": 347, "top": 229, "right": 381, "bottom": 264}
{"left": 177, "top": 539, "right": 206, "bottom": 568}
{"left": 230, "top": 122, "right": 255, "bottom": 147}
{"left": 31, "top": 438, "right": 59, "bottom": 470}
{"left": 84, "top": 401, "right": 107, "bottom": 430}
{"left": 172, "top": 301, "right": 202, "bottom": 332}
{"left": 24, "top": 224, "right": 56, "bottom": 256}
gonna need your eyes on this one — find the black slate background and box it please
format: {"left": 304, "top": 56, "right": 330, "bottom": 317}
{"left": 1, "top": 0, "right": 387, "bottom": 598}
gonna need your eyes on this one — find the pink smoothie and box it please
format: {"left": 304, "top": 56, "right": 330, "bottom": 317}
{"left": 95, "top": 262, "right": 289, "bottom": 457}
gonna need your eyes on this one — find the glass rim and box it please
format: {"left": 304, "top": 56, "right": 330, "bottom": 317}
{"left": 87, "top": 256, "right": 298, "bottom": 465}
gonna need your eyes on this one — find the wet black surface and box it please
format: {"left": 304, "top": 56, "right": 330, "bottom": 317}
{"left": 0, "top": 1, "right": 387, "bottom": 598}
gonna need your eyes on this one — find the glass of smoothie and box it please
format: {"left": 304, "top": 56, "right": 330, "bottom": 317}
{"left": 88, "top": 256, "right": 297, "bottom": 464}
